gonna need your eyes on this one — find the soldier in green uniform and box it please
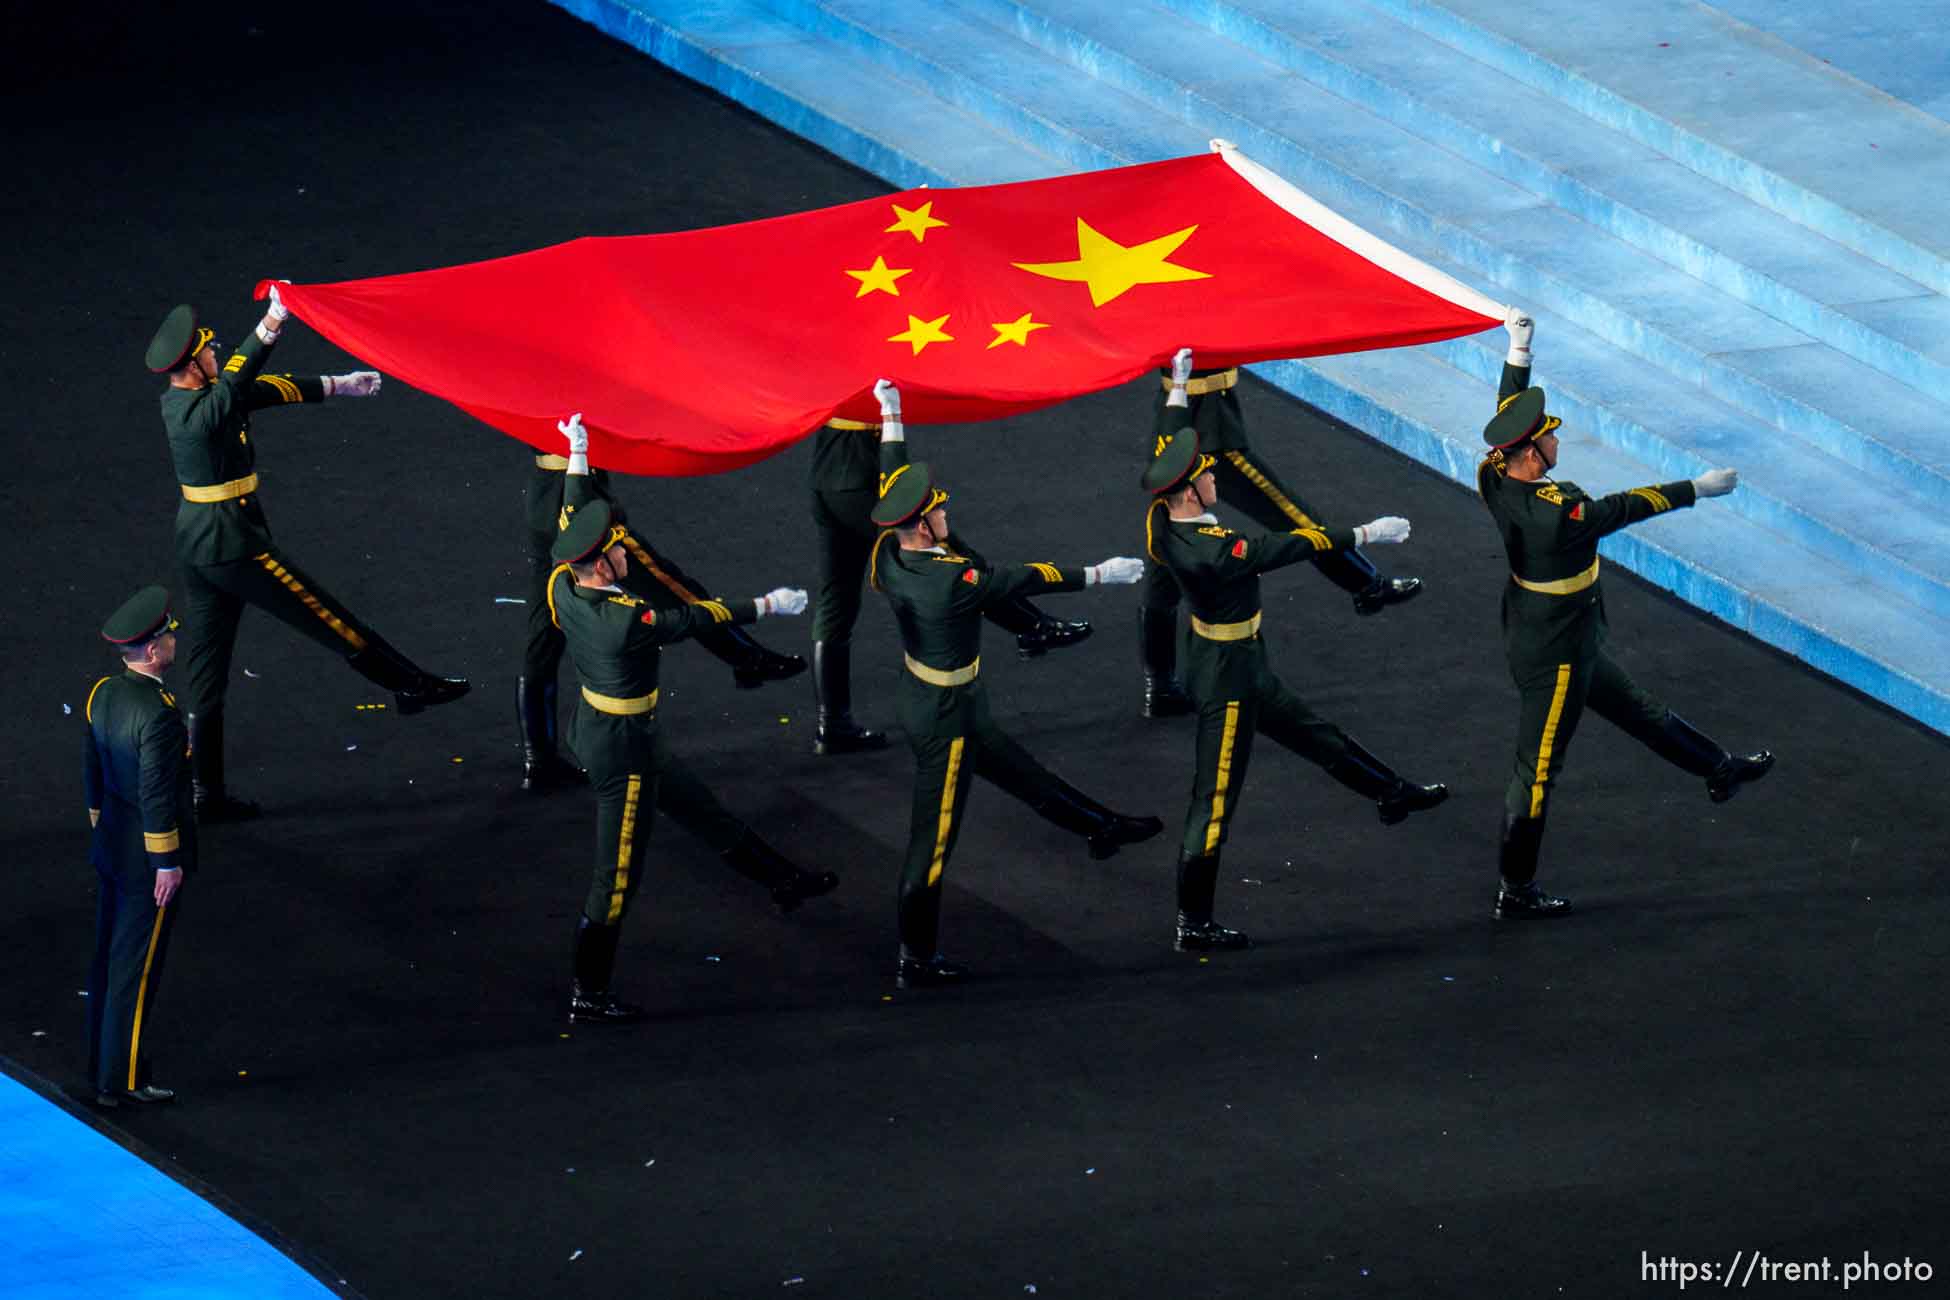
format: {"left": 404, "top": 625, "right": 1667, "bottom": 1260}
{"left": 1138, "top": 351, "right": 1423, "bottom": 717}
{"left": 1143, "top": 350, "right": 1448, "bottom": 951}
{"left": 808, "top": 385, "right": 1090, "bottom": 756}
{"left": 1479, "top": 312, "right": 1773, "bottom": 918}
{"left": 83, "top": 586, "right": 193, "bottom": 1107}
{"left": 148, "top": 296, "right": 468, "bottom": 821}
{"left": 539, "top": 415, "right": 837, "bottom": 913}
{"left": 520, "top": 450, "right": 803, "bottom": 791}
{"left": 547, "top": 416, "right": 811, "bottom": 1023}
{"left": 865, "top": 381, "right": 1162, "bottom": 989}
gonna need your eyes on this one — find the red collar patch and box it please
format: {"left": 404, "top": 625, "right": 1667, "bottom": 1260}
{"left": 962, "top": 568, "right": 979, "bottom": 584}
{"left": 1231, "top": 539, "right": 1248, "bottom": 559}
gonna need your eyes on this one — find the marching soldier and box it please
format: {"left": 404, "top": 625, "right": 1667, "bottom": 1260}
{"left": 866, "top": 381, "right": 1162, "bottom": 989}
{"left": 1138, "top": 353, "right": 1421, "bottom": 718}
{"left": 537, "top": 416, "right": 837, "bottom": 913}
{"left": 520, "top": 450, "right": 804, "bottom": 791}
{"left": 807, "top": 391, "right": 1090, "bottom": 756}
{"left": 547, "top": 415, "right": 811, "bottom": 1023}
{"left": 149, "top": 294, "right": 468, "bottom": 821}
{"left": 83, "top": 586, "right": 193, "bottom": 1107}
{"left": 1143, "top": 349, "right": 1448, "bottom": 952}
{"left": 1479, "top": 311, "right": 1773, "bottom": 918}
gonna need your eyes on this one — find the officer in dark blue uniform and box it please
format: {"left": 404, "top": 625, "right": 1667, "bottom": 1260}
{"left": 83, "top": 586, "right": 194, "bottom": 1107}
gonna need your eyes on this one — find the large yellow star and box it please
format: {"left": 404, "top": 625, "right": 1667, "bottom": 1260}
{"left": 846, "top": 255, "right": 912, "bottom": 298}
{"left": 889, "top": 313, "right": 954, "bottom": 355}
{"left": 987, "top": 312, "right": 1049, "bottom": 349}
{"left": 886, "top": 200, "right": 948, "bottom": 244}
{"left": 1014, "top": 219, "right": 1210, "bottom": 307}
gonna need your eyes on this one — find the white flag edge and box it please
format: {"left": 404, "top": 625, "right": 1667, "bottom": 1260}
{"left": 1211, "top": 139, "right": 1508, "bottom": 322}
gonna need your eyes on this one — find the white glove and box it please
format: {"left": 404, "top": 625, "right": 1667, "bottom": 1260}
{"left": 873, "top": 378, "right": 901, "bottom": 420}
{"left": 1171, "top": 347, "right": 1194, "bottom": 386}
{"left": 1692, "top": 467, "right": 1738, "bottom": 498}
{"left": 1354, "top": 516, "right": 1411, "bottom": 546}
{"left": 266, "top": 282, "right": 290, "bottom": 323}
{"left": 1086, "top": 556, "right": 1144, "bottom": 586}
{"left": 325, "top": 371, "right": 382, "bottom": 398}
{"left": 558, "top": 412, "right": 589, "bottom": 454}
{"left": 758, "top": 587, "right": 809, "bottom": 617}
{"left": 1504, "top": 306, "right": 1534, "bottom": 367}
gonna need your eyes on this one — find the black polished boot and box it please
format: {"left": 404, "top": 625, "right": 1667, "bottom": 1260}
{"left": 896, "top": 949, "right": 970, "bottom": 990}
{"left": 1035, "top": 781, "right": 1165, "bottom": 860}
{"left": 1494, "top": 813, "right": 1570, "bottom": 919}
{"left": 347, "top": 633, "right": 470, "bottom": 716}
{"left": 696, "top": 622, "right": 807, "bottom": 690}
{"left": 568, "top": 917, "right": 646, "bottom": 1024}
{"left": 811, "top": 640, "right": 888, "bottom": 756}
{"left": 1319, "top": 546, "right": 1422, "bottom": 617}
{"left": 986, "top": 595, "right": 1091, "bottom": 661}
{"left": 186, "top": 710, "right": 261, "bottom": 823}
{"left": 1324, "top": 737, "right": 1448, "bottom": 825}
{"left": 517, "top": 676, "right": 586, "bottom": 793}
{"left": 1174, "top": 851, "right": 1250, "bottom": 951}
{"left": 1649, "top": 712, "right": 1775, "bottom": 803}
{"left": 718, "top": 831, "right": 839, "bottom": 913}
{"left": 1139, "top": 607, "right": 1194, "bottom": 718}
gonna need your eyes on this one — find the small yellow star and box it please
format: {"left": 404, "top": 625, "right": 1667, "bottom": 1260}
{"left": 1014, "top": 218, "right": 1211, "bottom": 307}
{"left": 845, "top": 255, "right": 912, "bottom": 298}
{"left": 987, "top": 312, "right": 1049, "bottom": 349}
{"left": 889, "top": 313, "right": 954, "bottom": 355}
{"left": 885, "top": 200, "right": 949, "bottom": 244}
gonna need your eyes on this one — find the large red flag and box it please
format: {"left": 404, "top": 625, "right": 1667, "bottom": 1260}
{"left": 259, "top": 145, "right": 1503, "bottom": 476}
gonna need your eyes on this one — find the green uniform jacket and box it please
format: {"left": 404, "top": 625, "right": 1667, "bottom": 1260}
{"left": 82, "top": 670, "right": 196, "bottom": 874}
{"left": 1482, "top": 364, "right": 1697, "bottom": 670}
{"left": 809, "top": 424, "right": 880, "bottom": 493}
{"left": 1148, "top": 367, "right": 1251, "bottom": 454}
{"left": 1148, "top": 512, "right": 1356, "bottom": 702}
{"left": 872, "top": 542, "right": 1084, "bottom": 738}
{"left": 162, "top": 330, "right": 326, "bottom": 565}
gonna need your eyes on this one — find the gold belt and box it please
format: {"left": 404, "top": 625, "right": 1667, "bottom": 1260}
{"left": 824, "top": 416, "right": 880, "bottom": 431}
{"left": 1191, "top": 611, "right": 1261, "bottom": 642}
{"left": 1512, "top": 559, "right": 1600, "bottom": 596}
{"left": 581, "top": 685, "right": 659, "bottom": 715}
{"left": 535, "top": 453, "right": 570, "bottom": 470}
{"left": 180, "top": 473, "right": 259, "bottom": 503}
{"left": 1159, "top": 367, "right": 1239, "bottom": 397}
{"left": 905, "top": 654, "right": 979, "bottom": 687}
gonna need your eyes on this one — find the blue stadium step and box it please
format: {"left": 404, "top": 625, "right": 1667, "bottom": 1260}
{"left": 1362, "top": 0, "right": 1950, "bottom": 297}
{"left": 550, "top": 0, "right": 1065, "bottom": 187}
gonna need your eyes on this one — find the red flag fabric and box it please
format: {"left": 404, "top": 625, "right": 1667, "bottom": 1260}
{"left": 258, "top": 145, "right": 1503, "bottom": 477}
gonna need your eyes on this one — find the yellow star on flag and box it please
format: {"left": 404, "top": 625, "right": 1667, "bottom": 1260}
{"left": 1013, "top": 219, "right": 1211, "bottom": 307}
{"left": 889, "top": 313, "right": 954, "bottom": 355}
{"left": 885, "top": 200, "right": 949, "bottom": 244}
{"left": 846, "top": 256, "right": 912, "bottom": 298}
{"left": 987, "top": 312, "right": 1049, "bottom": 349}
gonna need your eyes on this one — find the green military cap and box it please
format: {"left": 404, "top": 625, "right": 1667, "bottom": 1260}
{"left": 1483, "top": 387, "right": 1561, "bottom": 450}
{"left": 145, "top": 304, "right": 215, "bottom": 373}
{"left": 871, "top": 462, "right": 949, "bottom": 528}
{"left": 102, "top": 584, "right": 177, "bottom": 646}
{"left": 1140, "top": 431, "right": 1215, "bottom": 496}
{"left": 551, "top": 497, "right": 617, "bottom": 565}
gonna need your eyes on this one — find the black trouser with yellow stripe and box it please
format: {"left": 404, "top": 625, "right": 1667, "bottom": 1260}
{"left": 1142, "top": 450, "right": 1382, "bottom": 610}
{"left": 180, "top": 545, "right": 379, "bottom": 723}
{"left": 87, "top": 860, "right": 179, "bottom": 1096}
{"left": 574, "top": 708, "right": 669, "bottom": 927}
{"left": 1503, "top": 647, "right": 1690, "bottom": 828}
{"left": 1179, "top": 668, "right": 1352, "bottom": 858}
{"left": 895, "top": 678, "right": 1081, "bottom": 959}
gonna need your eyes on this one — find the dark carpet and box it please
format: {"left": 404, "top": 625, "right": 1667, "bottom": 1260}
{"left": 3, "top": 2, "right": 1945, "bottom": 1297}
